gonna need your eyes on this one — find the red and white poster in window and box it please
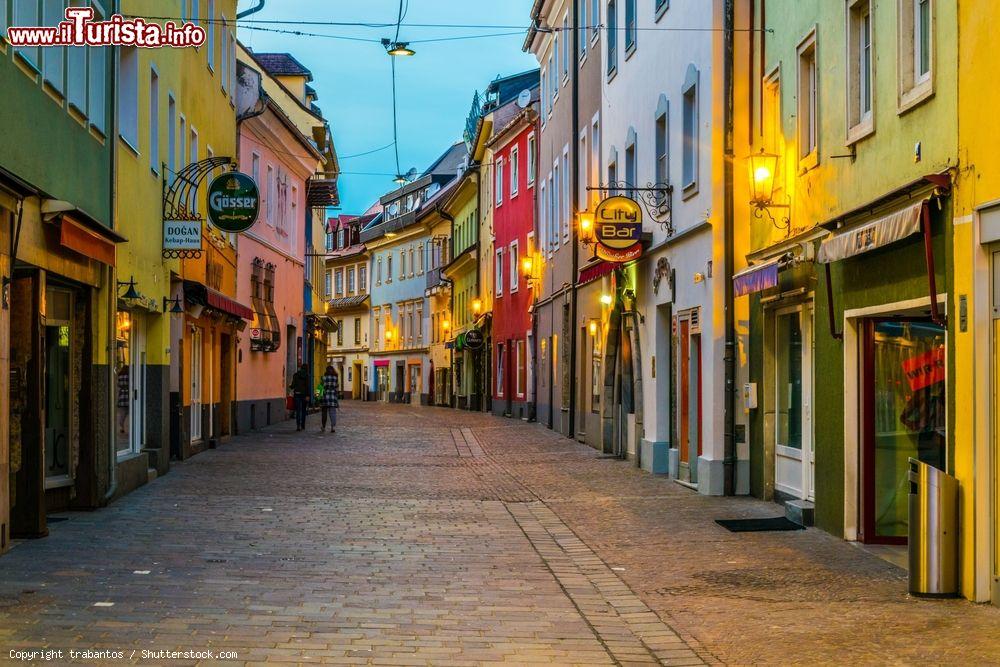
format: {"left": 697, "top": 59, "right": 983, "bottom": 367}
{"left": 902, "top": 346, "right": 945, "bottom": 392}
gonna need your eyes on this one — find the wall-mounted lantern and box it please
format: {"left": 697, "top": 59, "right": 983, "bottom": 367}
{"left": 471, "top": 298, "right": 483, "bottom": 315}
{"left": 521, "top": 253, "right": 541, "bottom": 289}
{"left": 747, "top": 149, "right": 790, "bottom": 230}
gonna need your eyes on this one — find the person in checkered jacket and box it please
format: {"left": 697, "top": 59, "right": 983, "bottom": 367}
{"left": 319, "top": 365, "right": 340, "bottom": 433}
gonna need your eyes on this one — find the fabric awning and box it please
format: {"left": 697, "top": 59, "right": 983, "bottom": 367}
{"left": 183, "top": 280, "right": 253, "bottom": 320}
{"left": 733, "top": 257, "right": 782, "bottom": 297}
{"left": 59, "top": 214, "right": 119, "bottom": 266}
{"left": 817, "top": 201, "right": 924, "bottom": 264}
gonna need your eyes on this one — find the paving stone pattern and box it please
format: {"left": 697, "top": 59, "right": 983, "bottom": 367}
{"left": 0, "top": 403, "right": 997, "bottom": 665}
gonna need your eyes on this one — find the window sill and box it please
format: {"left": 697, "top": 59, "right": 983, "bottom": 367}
{"left": 607, "top": 66, "right": 618, "bottom": 83}
{"left": 897, "top": 80, "right": 934, "bottom": 116}
{"left": 846, "top": 118, "right": 874, "bottom": 146}
{"left": 625, "top": 43, "right": 636, "bottom": 61}
{"left": 654, "top": 2, "right": 669, "bottom": 22}
{"left": 119, "top": 135, "right": 140, "bottom": 157}
{"left": 681, "top": 181, "right": 699, "bottom": 201}
{"left": 798, "top": 148, "right": 819, "bottom": 175}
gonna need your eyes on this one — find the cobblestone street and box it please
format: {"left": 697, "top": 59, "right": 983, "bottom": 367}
{"left": 1, "top": 402, "right": 999, "bottom": 665}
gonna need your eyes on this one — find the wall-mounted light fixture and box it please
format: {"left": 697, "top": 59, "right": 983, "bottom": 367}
{"left": 599, "top": 293, "right": 613, "bottom": 307}
{"left": 163, "top": 295, "right": 184, "bottom": 314}
{"left": 521, "top": 253, "right": 541, "bottom": 289}
{"left": 117, "top": 275, "right": 140, "bottom": 301}
{"left": 588, "top": 319, "right": 599, "bottom": 337}
{"left": 471, "top": 298, "right": 483, "bottom": 315}
{"left": 747, "top": 149, "right": 790, "bottom": 230}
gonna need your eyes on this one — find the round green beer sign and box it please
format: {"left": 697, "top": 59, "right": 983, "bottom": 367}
{"left": 207, "top": 172, "right": 260, "bottom": 233}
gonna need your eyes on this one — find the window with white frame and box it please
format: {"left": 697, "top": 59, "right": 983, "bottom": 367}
{"left": 13, "top": 0, "right": 39, "bottom": 68}
{"left": 417, "top": 244, "right": 424, "bottom": 273}
{"left": 540, "top": 68, "right": 547, "bottom": 120}
{"left": 377, "top": 256, "right": 383, "bottom": 285}
{"left": 325, "top": 270, "right": 332, "bottom": 297}
{"left": 168, "top": 96, "right": 177, "bottom": 180}
{"left": 119, "top": 47, "right": 139, "bottom": 149}
{"left": 797, "top": 31, "right": 818, "bottom": 166}
{"left": 562, "top": 14, "right": 570, "bottom": 81}
{"left": 625, "top": 128, "right": 637, "bottom": 187}
{"left": 625, "top": 0, "right": 636, "bottom": 53}
{"left": 510, "top": 146, "right": 519, "bottom": 196}
{"left": 68, "top": 39, "right": 87, "bottom": 114}
{"left": 552, "top": 162, "right": 560, "bottom": 249}
{"left": 682, "top": 64, "right": 700, "bottom": 191}
{"left": 510, "top": 241, "right": 519, "bottom": 293}
{"left": 592, "top": 0, "right": 600, "bottom": 41}
{"left": 496, "top": 157, "right": 504, "bottom": 205}
{"left": 360, "top": 264, "right": 368, "bottom": 292}
{"left": 591, "top": 117, "right": 601, "bottom": 207}
{"left": 387, "top": 254, "right": 392, "bottom": 282}
{"left": 539, "top": 180, "right": 548, "bottom": 256}
{"left": 579, "top": 131, "right": 588, "bottom": 210}
{"left": 898, "top": 0, "right": 933, "bottom": 111}
{"left": 348, "top": 266, "right": 356, "bottom": 294}
{"left": 408, "top": 247, "right": 414, "bottom": 277}
{"left": 561, "top": 150, "right": 570, "bottom": 241}
{"left": 517, "top": 340, "right": 526, "bottom": 397}
{"left": 334, "top": 268, "right": 343, "bottom": 297}
{"left": 848, "top": 0, "right": 874, "bottom": 140}
{"left": 579, "top": 0, "right": 587, "bottom": 58}
{"left": 266, "top": 165, "right": 275, "bottom": 225}
{"left": 548, "top": 54, "right": 556, "bottom": 105}
{"left": 496, "top": 344, "right": 505, "bottom": 397}
{"left": 495, "top": 248, "right": 504, "bottom": 296}
{"left": 400, "top": 249, "right": 406, "bottom": 279}
{"left": 527, "top": 133, "right": 536, "bottom": 185}
{"left": 608, "top": 150, "right": 618, "bottom": 197}
{"left": 655, "top": 96, "right": 669, "bottom": 205}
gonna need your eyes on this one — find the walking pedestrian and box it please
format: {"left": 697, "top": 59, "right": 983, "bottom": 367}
{"left": 289, "top": 364, "right": 310, "bottom": 431}
{"left": 320, "top": 365, "right": 340, "bottom": 433}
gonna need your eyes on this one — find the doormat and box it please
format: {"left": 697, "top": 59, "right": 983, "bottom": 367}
{"left": 715, "top": 517, "right": 804, "bottom": 532}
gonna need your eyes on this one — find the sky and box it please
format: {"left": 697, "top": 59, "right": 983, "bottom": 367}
{"left": 236, "top": 0, "right": 538, "bottom": 214}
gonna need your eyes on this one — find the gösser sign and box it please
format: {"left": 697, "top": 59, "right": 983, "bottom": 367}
{"left": 594, "top": 195, "right": 643, "bottom": 263}
{"left": 207, "top": 172, "right": 260, "bottom": 233}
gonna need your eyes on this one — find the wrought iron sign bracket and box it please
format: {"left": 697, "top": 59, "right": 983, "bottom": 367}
{"left": 752, "top": 203, "right": 791, "bottom": 231}
{"left": 588, "top": 182, "right": 674, "bottom": 235}
{"left": 162, "top": 156, "right": 236, "bottom": 259}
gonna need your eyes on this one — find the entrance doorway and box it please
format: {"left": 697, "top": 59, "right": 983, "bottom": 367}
{"left": 190, "top": 327, "right": 203, "bottom": 442}
{"left": 861, "top": 317, "right": 946, "bottom": 544}
{"left": 677, "top": 310, "right": 702, "bottom": 484}
{"left": 409, "top": 363, "right": 421, "bottom": 405}
{"left": 353, "top": 361, "right": 362, "bottom": 399}
{"left": 774, "top": 304, "right": 814, "bottom": 501}
{"left": 44, "top": 287, "right": 74, "bottom": 487}
{"left": 115, "top": 311, "right": 146, "bottom": 457}
{"left": 376, "top": 365, "right": 389, "bottom": 402}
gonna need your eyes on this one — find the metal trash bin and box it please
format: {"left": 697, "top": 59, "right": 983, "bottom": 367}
{"left": 908, "top": 458, "right": 959, "bottom": 597}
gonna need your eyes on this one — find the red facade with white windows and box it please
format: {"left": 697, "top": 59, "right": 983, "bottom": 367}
{"left": 492, "top": 111, "right": 538, "bottom": 418}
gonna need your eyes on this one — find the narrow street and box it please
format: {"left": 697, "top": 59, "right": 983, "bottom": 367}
{"left": 0, "top": 403, "right": 996, "bottom": 665}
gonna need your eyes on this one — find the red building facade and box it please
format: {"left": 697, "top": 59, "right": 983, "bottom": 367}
{"left": 491, "top": 101, "right": 538, "bottom": 420}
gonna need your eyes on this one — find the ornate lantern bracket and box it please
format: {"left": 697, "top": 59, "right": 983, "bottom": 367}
{"left": 587, "top": 181, "right": 674, "bottom": 235}
{"left": 161, "top": 156, "right": 236, "bottom": 259}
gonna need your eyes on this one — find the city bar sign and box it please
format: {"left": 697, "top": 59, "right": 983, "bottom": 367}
{"left": 207, "top": 172, "right": 260, "bottom": 233}
{"left": 594, "top": 196, "right": 643, "bottom": 263}
{"left": 163, "top": 219, "right": 203, "bottom": 251}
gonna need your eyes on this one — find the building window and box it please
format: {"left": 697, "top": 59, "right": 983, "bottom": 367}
{"left": 655, "top": 0, "right": 669, "bottom": 20}
{"left": 517, "top": 340, "right": 526, "bottom": 397}
{"left": 188, "top": 127, "right": 199, "bottom": 212}
{"left": 376, "top": 256, "right": 383, "bottom": 285}
{"left": 495, "top": 248, "right": 504, "bottom": 296}
{"left": 797, "top": 31, "right": 818, "bottom": 167}
{"left": 898, "top": 0, "right": 933, "bottom": 111}
{"left": 548, "top": 54, "right": 556, "bottom": 106}
{"left": 848, "top": 1, "right": 873, "bottom": 141}
{"left": 119, "top": 47, "right": 139, "bottom": 149}
{"left": 360, "top": 264, "right": 368, "bottom": 293}
{"left": 682, "top": 64, "right": 699, "bottom": 193}
{"left": 562, "top": 149, "right": 570, "bottom": 241}
{"left": 579, "top": 0, "right": 587, "bottom": 58}
{"left": 607, "top": 0, "right": 617, "bottom": 76}
{"left": 336, "top": 320, "right": 344, "bottom": 347}
{"left": 496, "top": 157, "right": 504, "bottom": 206}
{"left": 417, "top": 244, "right": 424, "bottom": 274}
{"left": 87, "top": 3, "right": 107, "bottom": 132}
{"left": 149, "top": 68, "right": 160, "bottom": 173}
{"left": 655, "top": 98, "right": 669, "bottom": 205}
{"left": 591, "top": 117, "right": 601, "bottom": 208}
{"left": 337, "top": 228, "right": 345, "bottom": 249}
{"left": 408, "top": 247, "right": 415, "bottom": 277}
{"left": 625, "top": 129, "right": 637, "bottom": 187}
{"left": 348, "top": 267, "right": 356, "bottom": 294}
{"left": 539, "top": 181, "right": 548, "bottom": 257}
{"left": 510, "top": 146, "right": 519, "bottom": 196}
{"left": 763, "top": 70, "right": 785, "bottom": 196}
{"left": 592, "top": 0, "right": 600, "bottom": 41}
{"left": 167, "top": 96, "right": 177, "bottom": 180}
{"left": 400, "top": 249, "right": 406, "bottom": 279}
{"left": 68, "top": 38, "right": 87, "bottom": 115}
{"left": 608, "top": 150, "right": 618, "bottom": 197}
{"left": 562, "top": 14, "right": 570, "bottom": 80}
{"left": 354, "top": 318, "right": 362, "bottom": 345}
{"left": 510, "top": 241, "right": 519, "bottom": 293}
{"left": 625, "top": 0, "right": 636, "bottom": 53}
{"left": 42, "top": 0, "right": 65, "bottom": 93}
{"left": 13, "top": 0, "right": 39, "bottom": 68}
{"left": 207, "top": 0, "right": 215, "bottom": 70}
{"left": 325, "top": 270, "right": 332, "bottom": 297}
{"left": 334, "top": 269, "right": 343, "bottom": 297}
{"left": 527, "top": 133, "right": 536, "bottom": 185}
{"left": 387, "top": 255, "right": 393, "bottom": 283}
{"left": 496, "top": 344, "right": 505, "bottom": 397}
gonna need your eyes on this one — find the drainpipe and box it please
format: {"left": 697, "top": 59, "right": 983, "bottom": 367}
{"left": 567, "top": 0, "right": 581, "bottom": 439}
{"left": 105, "top": 1, "right": 121, "bottom": 502}
{"left": 722, "top": 0, "right": 737, "bottom": 496}
{"left": 439, "top": 207, "right": 456, "bottom": 406}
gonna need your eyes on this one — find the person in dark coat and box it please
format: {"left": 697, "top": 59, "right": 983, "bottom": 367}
{"left": 289, "top": 364, "right": 310, "bottom": 431}
{"left": 319, "top": 365, "right": 340, "bottom": 433}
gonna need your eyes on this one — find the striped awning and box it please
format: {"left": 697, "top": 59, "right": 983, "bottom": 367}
{"left": 817, "top": 201, "right": 924, "bottom": 264}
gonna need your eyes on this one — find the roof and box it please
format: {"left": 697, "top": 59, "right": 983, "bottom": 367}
{"left": 252, "top": 53, "right": 314, "bottom": 81}
{"left": 422, "top": 141, "right": 469, "bottom": 177}
{"left": 485, "top": 69, "right": 540, "bottom": 108}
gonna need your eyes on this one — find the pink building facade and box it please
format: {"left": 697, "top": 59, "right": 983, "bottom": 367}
{"left": 235, "top": 97, "right": 320, "bottom": 432}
